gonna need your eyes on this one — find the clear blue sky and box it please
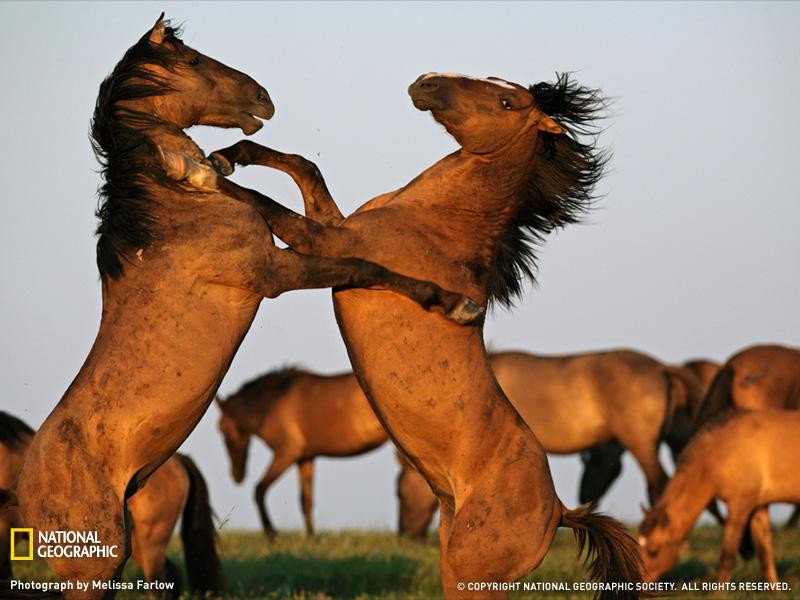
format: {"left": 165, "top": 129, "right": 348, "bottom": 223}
{"left": 1, "top": 2, "right": 798, "bottom": 531}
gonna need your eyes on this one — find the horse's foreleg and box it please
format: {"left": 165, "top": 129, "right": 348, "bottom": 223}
{"left": 624, "top": 441, "right": 668, "bottom": 504}
{"left": 217, "top": 178, "right": 351, "bottom": 257}
{"left": 749, "top": 507, "right": 778, "bottom": 584}
{"left": 254, "top": 247, "right": 483, "bottom": 325}
{"left": 254, "top": 454, "right": 295, "bottom": 539}
{"left": 209, "top": 140, "right": 344, "bottom": 225}
{"left": 297, "top": 458, "right": 315, "bottom": 536}
{"left": 718, "top": 506, "right": 749, "bottom": 583}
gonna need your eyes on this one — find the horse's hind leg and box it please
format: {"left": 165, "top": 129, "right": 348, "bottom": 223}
{"left": 23, "top": 488, "right": 128, "bottom": 599}
{"left": 444, "top": 490, "right": 557, "bottom": 599}
{"left": 578, "top": 441, "right": 624, "bottom": 506}
{"left": 785, "top": 505, "right": 800, "bottom": 529}
{"left": 297, "top": 458, "right": 315, "bottom": 536}
{"left": 749, "top": 506, "right": 778, "bottom": 583}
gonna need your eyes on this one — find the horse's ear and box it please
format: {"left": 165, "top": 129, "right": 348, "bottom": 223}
{"left": 148, "top": 13, "right": 166, "bottom": 45}
{"left": 214, "top": 395, "right": 225, "bottom": 411}
{"left": 640, "top": 502, "right": 651, "bottom": 517}
{"left": 537, "top": 114, "right": 563, "bottom": 135}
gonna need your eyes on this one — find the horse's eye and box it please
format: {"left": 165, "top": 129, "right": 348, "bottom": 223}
{"left": 501, "top": 99, "right": 513, "bottom": 110}
{"left": 189, "top": 56, "right": 201, "bottom": 67}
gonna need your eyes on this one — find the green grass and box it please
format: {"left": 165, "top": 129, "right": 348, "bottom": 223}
{"left": 9, "top": 526, "right": 800, "bottom": 599}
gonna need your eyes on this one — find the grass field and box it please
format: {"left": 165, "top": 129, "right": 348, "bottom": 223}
{"left": 10, "top": 526, "right": 800, "bottom": 599}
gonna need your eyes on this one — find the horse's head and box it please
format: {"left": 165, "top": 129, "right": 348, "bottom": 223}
{"left": 408, "top": 73, "right": 562, "bottom": 154}
{"left": 638, "top": 503, "right": 681, "bottom": 582}
{"left": 216, "top": 396, "right": 251, "bottom": 484}
{"left": 115, "top": 14, "right": 274, "bottom": 134}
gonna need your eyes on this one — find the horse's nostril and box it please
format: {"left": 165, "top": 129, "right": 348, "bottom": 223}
{"left": 420, "top": 80, "right": 439, "bottom": 92}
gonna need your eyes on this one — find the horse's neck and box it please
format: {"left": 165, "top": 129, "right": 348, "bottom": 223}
{"left": 392, "top": 133, "right": 538, "bottom": 251}
{"left": 662, "top": 455, "right": 716, "bottom": 542}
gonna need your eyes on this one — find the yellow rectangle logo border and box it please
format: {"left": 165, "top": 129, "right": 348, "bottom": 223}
{"left": 10, "top": 528, "right": 34, "bottom": 560}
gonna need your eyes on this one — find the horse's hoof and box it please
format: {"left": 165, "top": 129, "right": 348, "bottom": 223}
{"left": 208, "top": 152, "right": 234, "bottom": 176}
{"left": 447, "top": 298, "right": 485, "bottom": 325}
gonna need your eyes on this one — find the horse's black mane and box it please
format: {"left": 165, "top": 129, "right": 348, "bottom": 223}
{"left": 488, "top": 72, "right": 609, "bottom": 307}
{"left": 232, "top": 366, "right": 308, "bottom": 404}
{"left": 92, "top": 20, "right": 187, "bottom": 280}
{"left": 0, "top": 411, "right": 34, "bottom": 450}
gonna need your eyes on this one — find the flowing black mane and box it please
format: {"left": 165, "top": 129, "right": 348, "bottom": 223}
{"left": 488, "top": 72, "right": 609, "bottom": 307}
{"left": 231, "top": 366, "right": 308, "bottom": 405}
{"left": 91, "top": 20, "right": 186, "bottom": 280}
{"left": 0, "top": 411, "right": 34, "bottom": 451}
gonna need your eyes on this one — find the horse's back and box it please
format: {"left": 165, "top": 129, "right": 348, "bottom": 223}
{"left": 728, "top": 344, "right": 800, "bottom": 410}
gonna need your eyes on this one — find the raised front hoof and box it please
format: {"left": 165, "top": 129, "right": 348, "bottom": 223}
{"left": 208, "top": 151, "right": 234, "bottom": 176}
{"left": 446, "top": 298, "right": 485, "bottom": 325}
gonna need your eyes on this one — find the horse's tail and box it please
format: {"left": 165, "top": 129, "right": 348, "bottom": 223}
{"left": 176, "top": 453, "right": 224, "bottom": 594}
{"left": 561, "top": 504, "right": 643, "bottom": 600}
{"left": 693, "top": 362, "right": 735, "bottom": 430}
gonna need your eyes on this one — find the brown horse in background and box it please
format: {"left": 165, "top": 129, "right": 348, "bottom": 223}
{"left": 0, "top": 412, "right": 221, "bottom": 595}
{"left": 0, "top": 412, "right": 33, "bottom": 581}
{"left": 694, "top": 344, "right": 800, "bottom": 527}
{"left": 639, "top": 410, "right": 800, "bottom": 584}
{"left": 578, "top": 357, "right": 718, "bottom": 509}
{"left": 695, "top": 344, "right": 800, "bottom": 426}
{"left": 127, "top": 454, "right": 222, "bottom": 596}
{"left": 207, "top": 72, "right": 643, "bottom": 598}
{"left": 217, "top": 367, "right": 388, "bottom": 537}
{"left": 8, "top": 16, "right": 479, "bottom": 597}
{"left": 396, "top": 350, "right": 706, "bottom": 540}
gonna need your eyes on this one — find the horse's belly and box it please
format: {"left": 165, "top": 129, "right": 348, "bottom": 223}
{"left": 333, "top": 287, "right": 490, "bottom": 473}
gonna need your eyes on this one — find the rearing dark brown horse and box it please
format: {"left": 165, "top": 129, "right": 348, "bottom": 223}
{"left": 8, "top": 18, "right": 479, "bottom": 598}
{"left": 206, "top": 72, "right": 642, "bottom": 598}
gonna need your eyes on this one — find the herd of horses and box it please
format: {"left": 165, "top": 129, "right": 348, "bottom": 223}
{"left": 1, "top": 14, "right": 798, "bottom": 600}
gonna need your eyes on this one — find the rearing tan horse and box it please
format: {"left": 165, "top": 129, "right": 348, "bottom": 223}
{"left": 208, "top": 72, "right": 642, "bottom": 598}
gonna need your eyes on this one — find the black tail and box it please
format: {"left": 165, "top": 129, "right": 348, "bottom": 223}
{"left": 176, "top": 453, "right": 224, "bottom": 594}
{"left": 693, "top": 363, "right": 735, "bottom": 430}
{"left": 561, "top": 504, "right": 643, "bottom": 600}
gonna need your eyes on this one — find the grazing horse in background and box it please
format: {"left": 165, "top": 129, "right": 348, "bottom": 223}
{"left": 217, "top": 367, "right": 388, "bottom": 537}
{"left": 8, "top": 17, "right": 478, "bottom": 598}
{"left": 680, "top": 359, "right": 720, "bottom": 395}
{"left": 638, "top": 410, "right": 800, "bottom": 584}
{"left": 127, "top": 454, "right": 222, "bottom": 596}
{"left": 0, "top": 412, "right": 33, "bottom": 581}
{"left": 492, "top": 350, "right": 703, "bottom": 503}
{"left": 0, "top": 412, "right": 221, "bottom": 595}
{"left": 693, "top": 344, "right": 800, "bottom": 527}
{"left": 578, "top": 357, "right": 717, "bottom": 508}
{"left": 395, "top": 350, "right": 704, "bottom": 540}
{"left": 695, "top": 344, "right": 800, "bottom": 427}
{"left": 206, "top": 72, "right": 643, "bottom": 598}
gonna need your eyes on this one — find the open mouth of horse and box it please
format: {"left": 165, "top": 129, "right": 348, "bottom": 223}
{"left": 239, "top": 102, "right": 275, "bottom": 135}
{"left": 410, "top": 94, "right": 446, "bottom": 112}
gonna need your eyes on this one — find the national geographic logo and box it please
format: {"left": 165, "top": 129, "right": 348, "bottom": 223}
{"left": 10, "top": 528, "right": 119, "bottom": 560}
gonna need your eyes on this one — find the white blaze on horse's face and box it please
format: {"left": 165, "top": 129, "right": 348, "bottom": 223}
{"left": 408, "top": 72, "right": 562, "bottom": 154}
